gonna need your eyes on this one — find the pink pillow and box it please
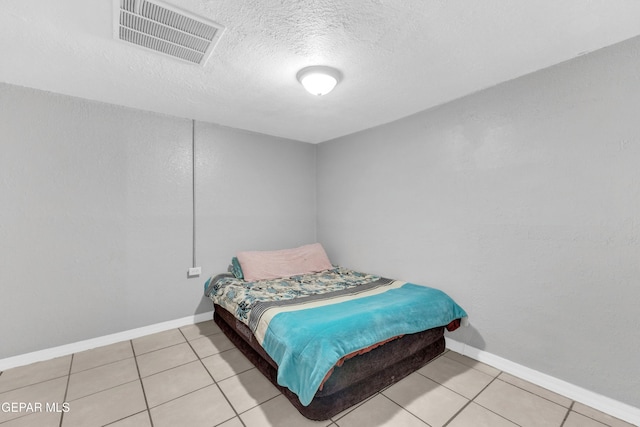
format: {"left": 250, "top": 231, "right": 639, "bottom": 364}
{"left": 237, "top": 243, "right": 332, "bottom": 281}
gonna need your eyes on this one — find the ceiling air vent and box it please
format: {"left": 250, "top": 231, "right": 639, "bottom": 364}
{"left": 114, "top": 0, "right": 225, "bottom": 65}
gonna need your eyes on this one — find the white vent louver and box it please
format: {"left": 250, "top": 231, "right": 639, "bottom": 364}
{"left": 114, "top": 0, "right": 225, "bottom": 65}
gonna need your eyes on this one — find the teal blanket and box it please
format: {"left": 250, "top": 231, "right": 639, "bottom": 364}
{"left": 258, "top": 281, "right": 467, "bottom": 405}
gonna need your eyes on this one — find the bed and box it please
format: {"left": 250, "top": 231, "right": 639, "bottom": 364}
{"left": 204, "top": 245, "right": 467, "bottom": 420}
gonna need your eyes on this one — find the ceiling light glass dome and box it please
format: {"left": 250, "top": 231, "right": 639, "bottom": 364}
{"left": 297, "top": 66, "right": 342, "bottom": 96}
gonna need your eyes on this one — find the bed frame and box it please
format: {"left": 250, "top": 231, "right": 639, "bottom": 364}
{"left": 213, "top": 304, "right": 446, "bottom": 420}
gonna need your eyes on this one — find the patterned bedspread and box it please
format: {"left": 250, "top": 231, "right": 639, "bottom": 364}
{"left": 204, "top": 266, "right": 381, "bottom": 327}
{"left": 204, "top": 267, "right": 467, "bottom": 406}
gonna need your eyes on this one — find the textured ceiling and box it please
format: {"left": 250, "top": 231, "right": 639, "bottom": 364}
{"left": 2, "top": 1, "right": 640, "bottom": 143}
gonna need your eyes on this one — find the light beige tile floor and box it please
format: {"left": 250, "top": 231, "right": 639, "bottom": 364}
{"left": 0, "top": 320, "right": 635, "bottom": 427}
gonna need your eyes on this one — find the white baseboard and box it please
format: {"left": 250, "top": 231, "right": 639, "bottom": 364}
{"left": 445, "top": 337, "right": 640, "bottom": 426}
{"left": 0, "top": 311, "right": 214, "bottom": 371}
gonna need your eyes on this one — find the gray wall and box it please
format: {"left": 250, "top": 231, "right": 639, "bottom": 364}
{"left": 317, "top": 37, "right": 640, "bottom": 407}
{"left": 0, "top": 83, "right": 316, "bottom": 359}
{"left": 195, "top": 122, "right": 317, "bottom": 280}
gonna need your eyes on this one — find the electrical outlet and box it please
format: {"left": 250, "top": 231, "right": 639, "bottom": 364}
{"left": 187, "top": 267, "right": 201, "bottom": 278}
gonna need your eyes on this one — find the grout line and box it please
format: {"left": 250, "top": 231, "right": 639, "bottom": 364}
{"left": 0, "top": 374, "right": 71, "bottom": 395}
{"left": 330, "top": 391, "right": 381, "bottom": 422}
{"left": 442, "top": 350, "right": 501, "bottom": 377}
{"left": 442, "top": 399, "right": 473, "bottom": 427}
{"left": 439, "top": 367, "right": 502, "bottom": 427}
{"left": 58, "top": 353, "right": 73, "bottom": 427}
{"left": 229, "top": 377, "right": 283, "bottom": 418}
{"left": 559, "top": 401, "right": 575, "bottom": 427}
{"left": 130, "top": 340, "right": 154, "bottom": 427}
{"left": 136, "top": 342, "right": 200, "bottom": 380}
{"left": 494, "top": 375, "right": 572, "bottom": 409}
{"left": 144, "top": 382, "right": 215, "bottom": 410}
{"left": 413, "top": 365, "right": 491, "bottom": 403}
{"left": 377, "top": 393, "right": 427, "bottom": 426}
{"left": 212, "top": 415, "right": 245, "bottom": 427}
{"left": 179, "top": 327, "right": 247, "bottom": 426}
{"left": 138, "top": 359, "right": 200, "bottom": 380}
{"left": 131, "top": 336, "right": 188, "bottom": 358}
{"left": 568, "top": 402, "right": 621, "bottom": 427}
{"left": 469, "top": 375, "right": 545, "bottom": 427}
{"left": 443, "top": 375, "right": 522, "bottom": 427}
{"left": 234, "top": 393, "right": 282, "bottom": 417}
{"left": 67, "top": 354, "right": 137, "bottom": 375}
{"left": 63, "top": 378, "right": 141, "bottom": 403}
{"left": 63, "top": 355, "right": 140, "bottom": 402}
{"left": 102, "top": 410, "right": 149, "bottom": 426}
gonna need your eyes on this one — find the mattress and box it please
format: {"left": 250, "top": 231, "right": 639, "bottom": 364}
{"left": 204, "top": 266, "right": 466, "bottom": 419}
{"left": 213, "top": 303, "right": 446, "bottom": 420}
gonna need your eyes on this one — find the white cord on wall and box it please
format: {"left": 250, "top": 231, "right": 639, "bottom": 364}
{"left": 192, "top": 119, "right": 196, "bottom": 268}
{"left": 188, "top": 119, "right": 201, "bottom": 278}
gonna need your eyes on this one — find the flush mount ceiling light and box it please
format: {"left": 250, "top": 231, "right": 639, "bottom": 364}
{"left": 296, "top": 66, "right": 342, "bottom": 96}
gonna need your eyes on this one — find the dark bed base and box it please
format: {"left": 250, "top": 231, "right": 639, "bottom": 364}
{"left": 213, "top": 304, "right": 446, "bottom": 420}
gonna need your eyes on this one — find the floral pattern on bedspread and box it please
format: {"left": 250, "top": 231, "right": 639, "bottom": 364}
{"left": 205, "top": 266, "right": 380, "bottom": 326}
